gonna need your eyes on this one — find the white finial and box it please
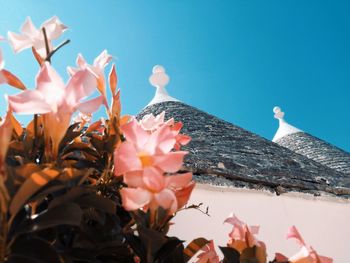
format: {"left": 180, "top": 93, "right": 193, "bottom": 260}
{"left": 273, "top": 106, "right": 285, "bottom": 119}
{"left": 272, "top": 106, "right": 303, "bottom": 142}
{"left": 146, "top": 65, "right": 179, "bottom": 107}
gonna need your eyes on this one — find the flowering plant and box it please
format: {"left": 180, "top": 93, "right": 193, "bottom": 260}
{"left": 0, "top": 17, "right": 332, "bottom": 263}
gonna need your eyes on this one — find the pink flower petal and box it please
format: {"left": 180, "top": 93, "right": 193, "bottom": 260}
{"left": 249, "top": 225, "right": 260, "bottom": 235}
{"left": 288, "top": 246, "right": 310, "bottom": 262}
{"left": 76, "top": 95, "right": 103, "bottom": 114}
{"left": 173, "top": 181, "right": 195, "bottom": 209}
{"left": 140, "top": 111, "right": 165, "bottom": 131}
{"left": 0, "top": 71, "right": 6, "bottom": 85}
{"left": 93, "top": 50, "right": 112, "bottom": 69}
{"left": 318, "top": 255, "right": 333, "bottom": 263}
{"left": 36, "top": 62, "right": 65, "bottom": 106}
{"left": 153, "top": 151, "right": 187, "bottom": 173}
{"left": 148, "top": 124, "right": 176, "bottom": 154}
{"left": 197, "top": 240, "right": 220, "bottom": 263}
{"left": 165, "top": 172, "right": 193, "bottom": 188}
{"left": 114, "top": 141, "right": 142, "bottom": 175}
{"left": 286, "top": 226, "right": 306, "bottom": 246}
{"left": 143, "top": 167, "right": 165, "bottom": 192}
{"left": 153, "top": 188, "right": 177, "bottom": 214}
{"left": 76, "top": 53, "right": 87, "bottom": 68}
{"left": 66, "top": 66, "right": 79, "bottom": 76}
{"left": 41, "top": 16, "right": 67, "bottom": 40}
{"left": 66, "top": 69, "right": 96, "bottom": 105}
{"left": 0, "top": 49, "right": 5, "bottom": 84}
{"left": 224, "top": 214, "right": 246, "bottom": 240}
{"left": 274, "top": 253, "right": 289, "bottom": 262}
{"left": 175, "top": 134, "right": 191, "bottom": 149}
{"left": 21, "top": 17, "right": 38, "bottom": 37}
{"left": 120, "top": 187, "right": 152, "bottom": 211}
{"left": 7, "top": 31, "right": 32, "bottom": 53}
{"left": 7, "top": 90, "right": 51, "bottom": 114}
{"left": 124, "top": 171, "right": 145, "bottom": 188}
{"left": 121, "top": 118, "right": 149, "bottom": 150}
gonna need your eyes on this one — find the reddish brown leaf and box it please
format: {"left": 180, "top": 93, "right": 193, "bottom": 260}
{"left": 183, "top": 238, "right": 210, "bottom": 262}
{"left": 111, "top": 90, "right": 121, "bottom": 118}
{"left": 109, "top": 64, "right": 117, "bottom": 95}
{"left": 32, "top": 47, "right": 44, "bottom": 66}
{"left": 0, "top": 177, "right": 9, "bottom": 214}
{"left": 10, "top": 168, "right": 60, "bottom": 218}
{"left": 15, "top": 163, "right": 42, "bottom": 180}
{"left": 10, "top": 112, "right": 23, "bottom": 137}
{"left": 97, "top": 75, "right": 106, "bottom": 96}
{"left": 86, "top": 119, "right": 103, "bottom": 133}
{"left": 2, "top": 69, "right": 26, "bottom": 90}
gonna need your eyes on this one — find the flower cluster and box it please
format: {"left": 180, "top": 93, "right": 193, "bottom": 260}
{"left": 275, "top": 226, "right": 333, "bottom": 263}
{"left": 196, "top": 215, "right": 333, "bottom": 263}
{"left": 114, "top": 112, "right": 194, "bottom": 215}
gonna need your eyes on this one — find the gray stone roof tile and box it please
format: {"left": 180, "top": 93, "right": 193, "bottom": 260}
{"left": 275, "top": 132, "right": 350, "bottom": 175}
{"left": 137, "top": 101, "right": 350, "bottom": 198}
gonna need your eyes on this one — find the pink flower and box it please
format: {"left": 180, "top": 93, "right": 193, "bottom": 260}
{"left": 8, "top": 16, "right": 67, "bottom": 57}
{"left": 114, "top": 117, "right": 188, "bottom": 178}
{"left": 120, "top": 171, "right": 194, "bottom": 214}
{"left": 7, "top": 62, "right": 103, "bottom": 158}
{"left": 224, "top": 214, "right": 264, "bottom": 251}
{"left": 140, "top": 111, "right": 166, "bottom": 131}
{"left": 67, "top": 50, "right": 112, "bottom": 104}
{"left": 0, "top": 111, "right": 13, "bottom": 168}
{"left": 196, "top": 240, "right": 220, "bottom": 263}
{"left": 170, "top": 120, "right": 191, "bottom": 150}
{"left": 276, "top": 226, "right": 333, "bottom": 263}
{"left": 224, "top": 214, "right": 266, "bottom": 263}
{"left": 140, "top": 112, "right": 191, "bottom": 150}
{"left": 115, "top": 116, "right": 194, "bottom": 214}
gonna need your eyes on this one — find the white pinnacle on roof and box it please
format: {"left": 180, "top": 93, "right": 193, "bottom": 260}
{"left": 146, "top": 65, "right": 179, "bottom": 107}
{"left": 272, "top": 106, "right": 303, "bottom": 142}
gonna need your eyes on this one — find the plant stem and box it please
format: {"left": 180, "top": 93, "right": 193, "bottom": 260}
{"left": 46, "top": 39, "right": 70, "bottom": 62}
{"left": 33, "top": 114, "right": 38, "bottom": 148}
{"left": 42, "top": 27, "right": 51, "bottom": 63}
{"left": 0, "top": 213, "right": 6, "bottom": 261}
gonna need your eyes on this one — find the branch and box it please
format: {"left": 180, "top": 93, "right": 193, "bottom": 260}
{"left": 46, "top": 39, "right": 70, "bottom": 61}
{"left": 42, "top": 27, "right": 51, "bottom": 63}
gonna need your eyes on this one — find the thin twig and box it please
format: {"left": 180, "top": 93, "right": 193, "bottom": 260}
{"left": 42, "top": 27, "right": 51, "bottom": 63}
{"left": 177, "top": 203, "right": 210, "bottom": 217}
{"left": 33, "top": 114, "right": 38, "bottom": 149}
{"left": 46, "top": 39, "right": 70, "bottom": 61}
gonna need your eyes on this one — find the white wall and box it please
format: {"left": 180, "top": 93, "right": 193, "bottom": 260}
{"left": 170, "top": 184, "right": 350, "bottom": 262}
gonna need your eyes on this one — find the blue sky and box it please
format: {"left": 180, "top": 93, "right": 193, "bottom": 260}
{"left": 0, "top": 0, "right": 349, "bottom": 151}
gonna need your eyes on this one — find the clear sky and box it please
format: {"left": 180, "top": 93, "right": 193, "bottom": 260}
{"left": 0, "top": 0, "right": 349, "bottom": 151}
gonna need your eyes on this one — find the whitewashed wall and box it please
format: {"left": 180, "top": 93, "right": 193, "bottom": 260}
{"left": 170, "top": 184, "right": 350, "bottom": 262}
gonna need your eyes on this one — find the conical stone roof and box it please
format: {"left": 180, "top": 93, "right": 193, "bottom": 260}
{"left": 275, "top": 132, "right": 350, "bottom": 176}
{"left": 272, "top": 106, "right": 350, "bottom": 176}
{"left": 137, "top": 101, "right": 350, "bottom": 198}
